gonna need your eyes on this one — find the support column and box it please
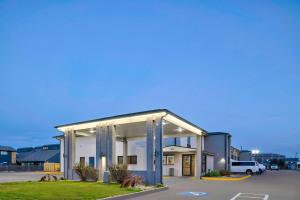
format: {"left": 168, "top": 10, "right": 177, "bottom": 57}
{"left": 65, "top": 129, "right": 75, "bottom": 180}
{"left": 155, "top": 118, "right": 163, "bottom": 184}
{"left": 101, "top": 126, "right": 108, "bottom": 171}
{"left": 96, "top": 126, "right": 102, "bottom": 180}
{"left": 63, "top": 132, "right": 69, "bottom": 179}
{"left": 123, "top": 138, "right": 128, "bottom": 165}
{"left": 146, "top": 120, "right": 154, "bottom": 185}
{"left": 195, "top": 135, "right": 202, "bottom": 178}
{"left": 107, "top": 125, "right": 116, "bottom": 166}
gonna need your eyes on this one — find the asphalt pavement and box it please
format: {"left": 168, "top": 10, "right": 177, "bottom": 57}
{"left": 132, "top": 170, "right": 300, "bottom": 200}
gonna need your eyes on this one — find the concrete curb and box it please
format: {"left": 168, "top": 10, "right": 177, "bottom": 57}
{"left": 99, "top": 186, "right": 168, "bottom": 200}
{"left": 201, "top": 175, "right": 251, "bottom": 181}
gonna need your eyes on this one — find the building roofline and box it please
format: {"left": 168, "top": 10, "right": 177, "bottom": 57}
{"left": 207, "top": 132, "right": 231, "bottom": 137}
{"left": 54, "top": 109, "right": 207, "bottom": 134}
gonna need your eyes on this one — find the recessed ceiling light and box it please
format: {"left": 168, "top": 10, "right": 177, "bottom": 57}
{"left": 176, "top": 127, "right": 184, "bottom": 132}
{"left": 89, "top": 129, "right": 95, "bottom": 133}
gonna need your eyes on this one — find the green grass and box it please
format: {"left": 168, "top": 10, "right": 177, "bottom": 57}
{"left": 0, "top": 181, "right": 140, "bottom": 200}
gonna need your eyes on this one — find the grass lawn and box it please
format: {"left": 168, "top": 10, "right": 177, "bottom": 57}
{"left": 0, "top": 181, "right": 140, "bottom": 200}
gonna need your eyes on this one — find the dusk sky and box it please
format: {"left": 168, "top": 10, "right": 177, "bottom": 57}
{"left": 0, "top": 1, "right": 299, "bottom": 157}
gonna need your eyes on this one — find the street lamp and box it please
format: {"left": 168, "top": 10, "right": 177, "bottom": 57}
{"left": 251, "top": 149, "right": 260, "bottom": 161}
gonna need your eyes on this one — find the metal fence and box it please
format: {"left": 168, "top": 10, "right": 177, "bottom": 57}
{"left": 0, "top": 165, "right": 43, "bottom": 172}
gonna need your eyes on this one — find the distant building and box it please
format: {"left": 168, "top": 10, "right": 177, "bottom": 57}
{"left": 230, "top": 146, "right": 240, "bottom": 160}
{"left": 285, "top": 158, "right": 299, "bottom": 170}
{"left": 239, "top": 150, "right": 252, "bottom": 161}
{"left": 0, "top": 146, "right": 16, "bottom": 165}
{"left": 204, "top": 132, "right": 231, "bottom": 171}
{"left": 17, "top": 144, "right": 60, "bottom": 168}
{"left": 252, "top": 153, "right": 285, "bottom": 164}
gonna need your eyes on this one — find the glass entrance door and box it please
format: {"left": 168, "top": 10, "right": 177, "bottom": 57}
{"left": 182, "top": 155, "right": 191, "bottom": 176}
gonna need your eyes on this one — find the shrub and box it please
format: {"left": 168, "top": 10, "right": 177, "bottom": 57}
{"left": 108, "top": 164, "right": 129, "bottom": 184}
{"left": 39, "top": 174, "right": 58, "bottom": 182}
{"left": 74, "top": 163, "right": 98, "bottom": 182}
{"left": 203, "top": 170, "right": 220, "bottom": 177}
{"left": 220, "top": 170, "right": 230, "bottom": 176}
{"left": 121, "top": 175, "right": 143, "bottom": 188}
{"left": 155, "top": 183, "right": 164, "bottom": 188}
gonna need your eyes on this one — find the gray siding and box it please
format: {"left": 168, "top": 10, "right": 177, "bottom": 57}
{"left": 204, "top": 134, "right": 231, "bottom": 171}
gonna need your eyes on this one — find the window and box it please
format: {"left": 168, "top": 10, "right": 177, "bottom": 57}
{"left": 80, "top": 157, "right": 85, "bottom": 166}
{"left": 232, "top": 162, "right": 255, "bottom": 166}
{"left": 232, "top": 162, "right": 240, "bottom": 166}
{"left": 118, "top": 156, "right": 123, "bottom": 165}
{"left": 117, "top": 156, "right": 137, "bottom": 164}
{"left": 89, "top": 157, "right": 95, "bottom": 168}
{"left": 163, "top": 156, "right": 167, "bottom": 165}
{"left": 167, "top": 156, "right": 174, "bottom": 165}
{"left": 163, "top": 156, "right": 174, "bottom": 165}
{"left": 0, "top": 151, "right": 8, "bottom": 155}
{"left": 128, "top": 156, "right": 137, "bottom": 164}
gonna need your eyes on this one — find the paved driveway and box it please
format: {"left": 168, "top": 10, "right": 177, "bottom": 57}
{"left": 0, "top": 172, "right": 63, "bottom": 183}
{"left": 133, "top": 170, "right": 300, "bottom": 200}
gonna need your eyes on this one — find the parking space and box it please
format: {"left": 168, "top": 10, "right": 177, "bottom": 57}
{"left": 230, "top": 193, "right": 269, "bottom": 200}
{"left": 132, "top": 170, "right": 300, "bottom": 200}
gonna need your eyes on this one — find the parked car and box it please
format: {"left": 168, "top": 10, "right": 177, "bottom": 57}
{"left": 297, "top": 162, "right": 300, "bottom": 171}
{"left": 270, "top": 164, "right": 279, "bottom": 170}
{"left": 258, "top": 163, "right": 266, "bottom": 173}
{"left": 231, "top": 161, "right": 260, "bottom": 175}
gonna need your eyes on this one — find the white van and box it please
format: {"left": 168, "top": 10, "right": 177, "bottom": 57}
{"left": 297, "top": 162, "right": 300, "bottom": 171}
{"left": 231, "top": 161, "right": 260, "bottom": 175}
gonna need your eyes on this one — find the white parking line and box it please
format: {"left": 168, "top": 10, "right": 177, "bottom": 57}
{"left": 230, "top": 193, "right": 269, "bottom": 200}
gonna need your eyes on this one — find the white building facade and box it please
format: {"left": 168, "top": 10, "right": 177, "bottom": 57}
{"left": 55, "top": 109, "right": 208, "bottom": 184}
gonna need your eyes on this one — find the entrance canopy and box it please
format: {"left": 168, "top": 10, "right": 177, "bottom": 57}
{"left": 163, "top": 145, "right": 196, "bottom": 153}
{"left": 55, "top": 109, "right": 206, "bottom": 137}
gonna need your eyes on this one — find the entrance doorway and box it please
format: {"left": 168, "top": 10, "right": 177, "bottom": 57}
{"left": 182, "top": 154, "right": 195, "bottom": 176}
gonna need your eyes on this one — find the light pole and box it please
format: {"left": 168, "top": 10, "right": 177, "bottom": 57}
{"left": 251, "top": 149, "right": 260, "bottom": 161}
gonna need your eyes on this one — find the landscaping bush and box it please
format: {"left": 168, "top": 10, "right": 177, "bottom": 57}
{"left": 220, "top": 170, "right": 230, "bottom": 176}
{"left": 39, "top": 174, "right": 58, "bottom": 182}
{"left": 108, "top": 164, "right": 129, "bottom": 184}
{"left": 74, "top": 163, "right": 98, "bottom": 182}
{"left": 203, "top": 170, "right": 220, "bottom": 177}
{"left": 121, "top": 175, "right": 143, "bottom": 188}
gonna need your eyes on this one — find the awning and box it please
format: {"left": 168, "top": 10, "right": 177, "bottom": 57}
{"left": 163, "top": 145, "right": 196, "bottom": 153}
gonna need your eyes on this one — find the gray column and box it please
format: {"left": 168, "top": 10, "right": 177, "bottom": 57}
{"left": 146, "top": 120, "right": 154, "bottom": 185}
{"left": 112, "top": 125, "right": 117, "bottom": 165}
{"left": 63, "top": 132, "right": 69, "bottom": 179}
{"left": 155, "top": 118, "right": 163, "bottom": 184}
{"left": 101, "top": 126, "right": 108, "bottom": 171}
{"left": 67, "top": 130, "right": 75, "bottom": 179}
{"left": 123, "top": 138, "right": 128, "bottom": 165}
{"left": 195, "top": 135, "right": 202, "bottom": 178}
{"left": 107, "top": 126, "right": 113, "bottom": 166}
{"left": 96, "top": 126, "right": 102, "bottom": 179}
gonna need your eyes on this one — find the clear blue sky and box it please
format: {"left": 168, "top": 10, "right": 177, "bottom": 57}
{"left": 0, "top": 1, "right": 299, "bottom": 157}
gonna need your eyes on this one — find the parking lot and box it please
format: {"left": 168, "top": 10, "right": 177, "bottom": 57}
{"left": 133, "top": 170, "right": 300, "bottom": 200}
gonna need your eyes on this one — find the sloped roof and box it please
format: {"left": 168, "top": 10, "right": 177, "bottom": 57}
{"left": 17, "top": 149, "right": 60, "bottom": 162}
{"left": 0, "top": 145, "right": 16, "bottom": 152}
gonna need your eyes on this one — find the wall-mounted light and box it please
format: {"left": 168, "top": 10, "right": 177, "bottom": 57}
{"left": 220, "top": 158, "right": 225, "bottom": 163}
